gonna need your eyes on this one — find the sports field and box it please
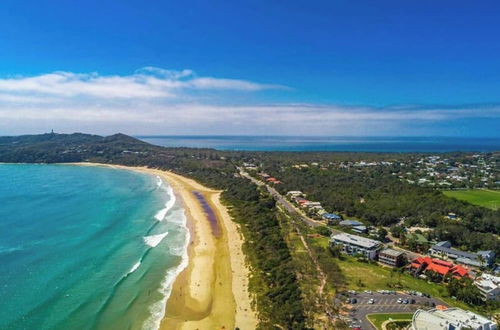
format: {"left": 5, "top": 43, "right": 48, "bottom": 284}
{"left": 443, "top": 189, "right": 500, "bottom": 210}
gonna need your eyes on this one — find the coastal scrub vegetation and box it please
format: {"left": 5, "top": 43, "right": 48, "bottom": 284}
{"left": 222, "top": 181, "right": 308, "bottom": 329}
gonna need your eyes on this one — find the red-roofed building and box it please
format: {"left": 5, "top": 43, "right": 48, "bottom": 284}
{"left": 426, "top": 263, "right": 451, "bottom": 277}
{"left": 450, "top": 265, "right": 470, "bottom": 279}
{"left": 432, "top": 259, "right": 454, "bottom": 268}
{"left": 410, "top": 256, "right": 433, "bottom": 272}
{"left": 409, "top": 256, "right": 470, "bottom": 280}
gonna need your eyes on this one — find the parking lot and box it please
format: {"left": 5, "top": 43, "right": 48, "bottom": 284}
{"left": 343, "top": 291, "right": 446, "bottom": 329}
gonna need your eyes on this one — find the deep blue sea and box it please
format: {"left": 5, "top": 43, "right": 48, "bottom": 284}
{"left": 0, "top": 164, "right": 189, "bottom": 330}
{"left": 138, "top": 136, "right": 500, "bottom": 152}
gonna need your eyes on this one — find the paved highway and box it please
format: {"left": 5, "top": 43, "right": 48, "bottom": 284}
{"left": 239, "top": 168, "right": 324, "bottom": 227}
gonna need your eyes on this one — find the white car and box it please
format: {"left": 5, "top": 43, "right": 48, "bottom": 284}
{"left": 397, "top": 298, "right": 403, "bottom": 304}
{"left": 368, "top": 298, "right": 375, "bottom": 304}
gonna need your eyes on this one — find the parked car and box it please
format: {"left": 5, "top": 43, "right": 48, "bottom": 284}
{"left": 368, "top": 298, "right": 375, "bottom": 304}
{"left": 397, "top": 298, "right": 403, "bottom": 304}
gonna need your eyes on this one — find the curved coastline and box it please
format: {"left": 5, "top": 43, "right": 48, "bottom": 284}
{"left": 71, "top": 163, "right": 257, "bottom": 330}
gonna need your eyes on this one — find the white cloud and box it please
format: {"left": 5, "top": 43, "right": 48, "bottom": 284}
{"left": 0, "top": 68, "right": 498, "bottom": 136}
{"left": 0, "top": 67, "right": 285, "bottom": 101}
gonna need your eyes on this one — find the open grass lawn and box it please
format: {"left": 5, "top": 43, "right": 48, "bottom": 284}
{"left": 367, "top": 313, "right": 413, "bottom": 330}
{"left": 336, "top": 256, "right": 446, "bottom": 296}
{"left": 333, "top": 255, "right": 475, "bottom": 311}
{"left": 443, "top": 189, "right": 500, "bottom": 210}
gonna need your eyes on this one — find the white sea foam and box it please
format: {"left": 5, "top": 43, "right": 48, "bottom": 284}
{"left": 154, "top": 208, "right": 168, "bottom": 221}
{"left": 143, "top": 232, "right": 169, "bottom": 248}
{"left": 156, "top": 176, "right": 163, "bottom": 188}
{"left": 154, "top": 184, "right": 176, "bottom": 222}
{"left": 167, "top": 208, "right": 186, "bottom": 224}
{"left": 142, "top": 210, "right": 190, "bottom": 330}
{"left": 168, "top": 245, "right": 185, "bottom": 257}
{"left": 128, "top": 261, "right": 141, "bottom": 275}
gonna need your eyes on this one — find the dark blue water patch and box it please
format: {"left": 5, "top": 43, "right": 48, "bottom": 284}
{"left": 138, "top": 135, "right": 500, "bottom": 152}
{"left": 192, "top": 191, "right": 220, "bottom": 237}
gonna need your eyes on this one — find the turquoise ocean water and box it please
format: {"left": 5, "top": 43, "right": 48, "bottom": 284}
{"left": 0, "top": 164, "right": 189, "bottom": 330}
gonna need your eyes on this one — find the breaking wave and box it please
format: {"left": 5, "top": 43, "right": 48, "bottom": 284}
{"left": 143, "top": 233, "right": 169, "bottom": 248}
{"left": 154, "top": 180, "right": 176, "bottom": 222}
{"left": 128, "top": 262, "right": 141, "bottom": 275}
{"left": 142, "top": 210, "right": 190, "bottom": 330}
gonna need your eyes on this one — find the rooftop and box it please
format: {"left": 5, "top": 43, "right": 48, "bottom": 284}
{"left": 339, "top": 219, "right": 363, "bottom": 226}
{"left": 287, "top": 191, "right": 303, "bottom": 194}
{"left": 430, "top": 244, "right": 478, "bottom": 260}
{"left": 322, "top": 213, "right": 341, "bottom": 219}
{"left": 331, "top": 233, "right": 381, "bottom": 249}
{"left": 412, "top": 307, "right": 496, "bottom": 330}
{"left": 380, "top": 248, "right": 405, "bottom": 258}
{"left": 475, "top": 274, "right": 500, "bottom": 293}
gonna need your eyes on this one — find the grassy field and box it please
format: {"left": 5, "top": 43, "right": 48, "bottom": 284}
{"left": 367, "top": 313, "right": 413, "bottom": 330}
{"left": 443, "top": 189, "right": 500, "bottom": 210}
{"left": 310, "top": 238, "right": 450, "bottom": 296}
{"left": 335, "top": 255, "right": 449, "bottom": 297}
{"left": 322, "top": 251, "right": 476, "bottom": 311}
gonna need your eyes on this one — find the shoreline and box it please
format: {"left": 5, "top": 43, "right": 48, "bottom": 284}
{"left": 70, "top": 163, "right": 257, "bottom": 329}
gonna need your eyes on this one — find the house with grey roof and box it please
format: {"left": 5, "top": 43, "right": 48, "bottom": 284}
{"left": 339, "top": 219, "right": 363, "bottom": 227}
{"left": 330, "top": 233, "right": 382, "bottom": 260}
{"left": 429, "top": 241, "right": 495, "bottom": 268}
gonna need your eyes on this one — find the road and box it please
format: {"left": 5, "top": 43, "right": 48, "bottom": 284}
{"left": 238, "top": 168, "right": 326, "bottom": 228}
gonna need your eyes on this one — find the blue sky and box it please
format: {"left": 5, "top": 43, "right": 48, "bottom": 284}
{"left": 0, "top": 0, "right": 499, "bottom": 136}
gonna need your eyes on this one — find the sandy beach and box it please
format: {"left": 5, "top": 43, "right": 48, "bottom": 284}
{"left": 72, "top": 163, "right": 257, "bottom": 330}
